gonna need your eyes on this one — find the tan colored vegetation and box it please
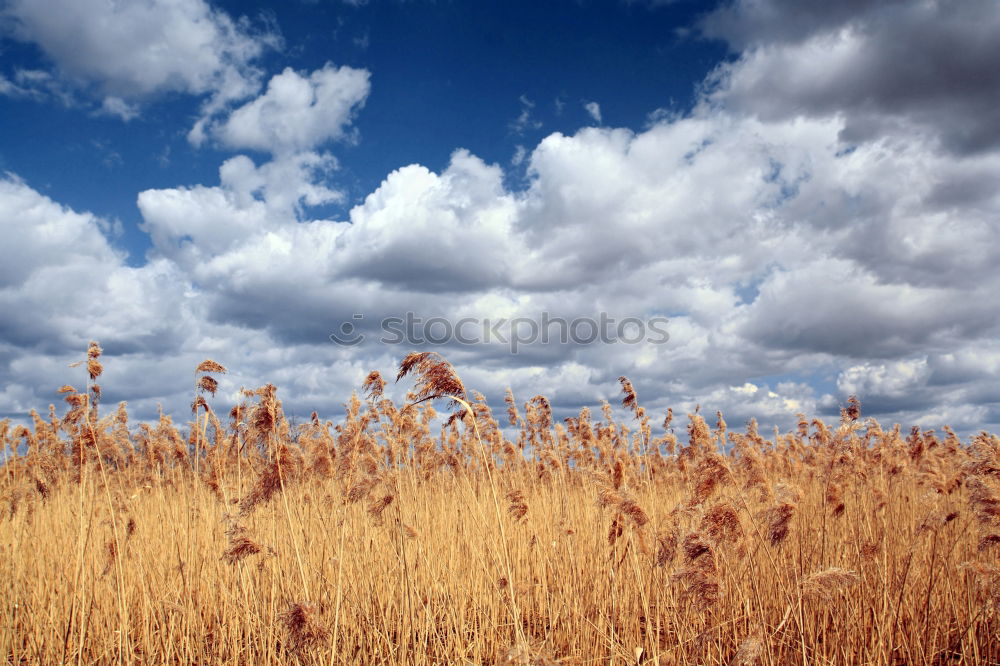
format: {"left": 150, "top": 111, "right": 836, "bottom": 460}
{"left": 1, "top": 345, "right": 999, "bottom": 664}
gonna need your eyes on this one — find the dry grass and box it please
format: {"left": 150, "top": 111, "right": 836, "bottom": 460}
{"left": 1, "top": 345, "right": 999, "bottom": 664}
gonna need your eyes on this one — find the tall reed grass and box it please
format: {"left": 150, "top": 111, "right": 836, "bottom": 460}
{"left": 1, "top": 344, "right": 998, "bottom": 664}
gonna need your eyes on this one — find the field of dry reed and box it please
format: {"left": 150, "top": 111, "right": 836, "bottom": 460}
{"left": 1, "top": 343, "right": 999, "bottom": 664}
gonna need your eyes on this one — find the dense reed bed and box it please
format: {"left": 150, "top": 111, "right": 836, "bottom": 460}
{"left": 1, "top": 344, "right": 999, "bottom": 664}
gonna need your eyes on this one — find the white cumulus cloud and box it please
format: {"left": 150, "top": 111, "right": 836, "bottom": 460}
{"left": 1, "top": 0, "right": 278, "bottom": 118}
{"left": 207, "top": 64, "right": 371, "bottom": 154}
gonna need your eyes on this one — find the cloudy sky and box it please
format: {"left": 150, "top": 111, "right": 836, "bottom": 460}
{"left": 2, "top": 0, "right": 999, "bottom": 437}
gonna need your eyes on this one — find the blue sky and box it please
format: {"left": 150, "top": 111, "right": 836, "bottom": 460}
{"left": 2, "top": 0, "right": 1000, "bottom": 437}
{"left": 2, "top": 1, "right": 726, "bottom": 264}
